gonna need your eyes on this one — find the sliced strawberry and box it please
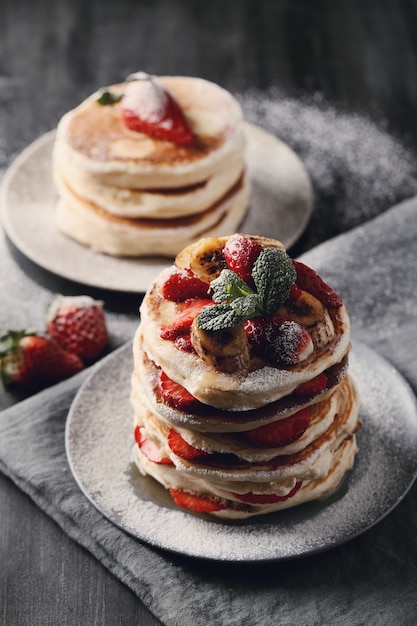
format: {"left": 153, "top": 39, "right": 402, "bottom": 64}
{"left": 288, "top": 283, "right": 302, "bottom": 301}
{"left": 160, "top": 267, "right": 209, "bottom": 301}
{"left": 232, "top": 481, "right": 302, "bottom": 504}
{"left": 241, "top": 408, "right": 310, "bottom": 448}
{"left": 244, "top": 316, "right": 313, "bottom": 366}
{"left": 296, "top": 372, "right": 328, "bottom": 396}
{"left": 134, "top": 426, "right": 173, "bottom": 465}
{"left": 157, "top": 371, "right": 202, "bottom": 412}
{"left": 120, "top": 74, "right": 194, "bottom": 145}
{"left": 160, "top": 298, "right": 213, "bottom": 340}
{"left": 174, "top": 334, "right": 195, "bottom": 353}
{"left": 224, "top": 234, "right": 263, "bottom": 287}
{"left": 134, "top": 425, "right": 142, "bottom": 445}
{"left": 293, "top": 260, "right": 342, "bottom": 308}
{"left": 169, "top": 488, "right": 226, "bottom": 512}
{"left": 167, "top": 428, "right": 209, "bottom": 459}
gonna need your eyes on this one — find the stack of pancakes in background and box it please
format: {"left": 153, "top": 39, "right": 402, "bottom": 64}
{"left": 131, "top": 234, "right": 361, "bottom": 520}
{"left": 52, "top": 76, "right": 249, "bottom": 257}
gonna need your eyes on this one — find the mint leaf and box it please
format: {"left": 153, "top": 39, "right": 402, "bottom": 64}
{"left": 210, "top": 269, "right": 254, "bottom": 304}
{"left": 197, "top": 295, "right": 260, "bottom": 331}
{"left": 197, "top": 304, "right": 242, "bottom": 331}
{"left": 252, "top": 248, "right": 296, "bottom": 314}
{"left": 230, "top": 295, "right": 260, "bottom": 319}
{"left": 97, "top": 90, "right": 123, "bottom": 106}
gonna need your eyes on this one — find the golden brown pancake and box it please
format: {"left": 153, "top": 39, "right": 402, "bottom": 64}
{"left": 55, "top": 169, "right": 250, "bottom": 257}
{"left": 55, "top": 77, "right": 245, "bottom": 187}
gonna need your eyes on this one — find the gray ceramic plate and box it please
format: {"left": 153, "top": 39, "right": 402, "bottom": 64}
{"left": 65, "top": 340, "right": 417, "bottom": 562}
{"left": 0, "top": 124, "right": 313, "bottom": 293}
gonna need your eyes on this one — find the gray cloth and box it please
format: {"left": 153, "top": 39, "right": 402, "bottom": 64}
{"left": 1, "top": 94, "right": 417, "bottom": 625}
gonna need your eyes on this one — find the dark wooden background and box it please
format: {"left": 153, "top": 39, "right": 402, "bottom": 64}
{"left": 1, "top": 1, "right": 417, "bottom": 624}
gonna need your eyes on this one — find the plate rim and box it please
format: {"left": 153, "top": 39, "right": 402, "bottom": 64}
{"left": 0, "top": 124, "right": 313, "bottom": 293}
{"left": 65, "top": 340, "right": 417, "bottom": 562}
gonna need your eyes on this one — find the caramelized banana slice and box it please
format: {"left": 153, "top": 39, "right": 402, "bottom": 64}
{"left": 190, "top": 317, "right": 250, "bottom": 373}
{"left": 278, "top": 290, "right": 335, "bottom": 350}
{"left": 175, "top": 236, "right": 227, "bottom": 283}
{"left": 244, "top": 235, "right": 285, "bottom": 251}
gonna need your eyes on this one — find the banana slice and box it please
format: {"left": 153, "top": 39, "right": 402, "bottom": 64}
{"left": 175, "top": 236, "right": 227, "bottom": 283}
{"left": 244, "top": 235, "right": 285, "bottom": 251}
{"left": 278, "top": 291, "right": 335, "bottom": 350}
{"left": 190, "top": 317, "right": 250, "bottom": 373}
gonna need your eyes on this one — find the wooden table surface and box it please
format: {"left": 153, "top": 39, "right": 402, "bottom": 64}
{"left": 1, "top": 1, "right": 417, "bottom": 624}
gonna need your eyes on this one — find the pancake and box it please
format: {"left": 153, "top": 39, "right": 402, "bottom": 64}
{"left": 53, "top": 75, "right": 249, "bottom": 257}
{"left": 55, "top": 170, "right": 250, "bottom": 257}
{"left": 53, "top": 148, "right": 244, "bottom": 219}
{"left": 54, "top": 76, "right": 245, "bottom": 189}
{"left": 130, "top": 233, "right": 360, "bottom": 519}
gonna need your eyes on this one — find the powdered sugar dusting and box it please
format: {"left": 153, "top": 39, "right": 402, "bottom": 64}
{"left": 121, "top": 75, "right": 168, "bottom": 123}
{"left": 239, "top": 88, "right": 417, "bottom": 247}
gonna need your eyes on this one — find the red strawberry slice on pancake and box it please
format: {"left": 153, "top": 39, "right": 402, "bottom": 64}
{"left": 168, "top": 428, "right": 209, "bottom": 459}
{"left": 134, "top": 426, "right": 173, "bottom": 465}
{"left": 160, "top": 267, "right": 209, "bottom": 301}
{"left": 232, "top": 481, "right": 302, "bottom": 504}
{"left": 241, "top": 408, "right": 311, "bottom": 448}
{"left": 157, "top": 371, "right": 202, "bottom": 412}
{"left": 293, "top": 260, "right": 342, "bottom": 308}
{"left": 244, "top": 315, "right": 313, "bottom": 366}
{"left": 296, "top": 372, "right": 328, "bottom": 396}
{"left": 160, "top": 298, "right": 213, "bottom": 340}
{"left": 169, "top": 488, "right": 226, "bottom": 512}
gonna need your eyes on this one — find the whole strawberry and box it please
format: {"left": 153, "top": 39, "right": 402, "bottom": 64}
{"left": 0, "top": 330, "right": 84, "bottom": 391}
{"left": 47, "top": 295, "right": 109, "bottom": 363}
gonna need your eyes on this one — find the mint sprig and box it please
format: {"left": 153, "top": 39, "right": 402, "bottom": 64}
{"left": 197, "top": 247, "right": 296, "bottom": 331}
{"left": 97, "top": 90, "right": 123, "bottom": 106}
{"left": 210, "top": 269, "right": 254, "bottom": 303}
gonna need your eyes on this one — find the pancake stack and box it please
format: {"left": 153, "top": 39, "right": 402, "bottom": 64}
{"left": 53, "top": 74, "right": 249, "bottom": 257}
{"left": 131, "top": 234, "right": 360, "bottom": 519}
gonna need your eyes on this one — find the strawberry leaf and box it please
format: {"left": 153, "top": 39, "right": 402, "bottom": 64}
{"left": 0, "top": 330, "right": 36, "bottom": 356}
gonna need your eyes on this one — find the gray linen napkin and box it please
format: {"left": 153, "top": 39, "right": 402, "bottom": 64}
{"left": 1, "top": 94, "right": 417, "bottom": 625}
{"left": 1, "top": 198, "right": 417, "bottom": 626}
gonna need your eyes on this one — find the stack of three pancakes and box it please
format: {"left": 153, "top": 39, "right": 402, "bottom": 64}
{"left": 130, "top": 235, "right": 361, "bottom": 520}
{"left": 53, "top": 76, "right": 249, "bottom": 257}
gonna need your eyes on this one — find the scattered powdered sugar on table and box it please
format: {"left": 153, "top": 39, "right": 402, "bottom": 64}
{"left": 239, "top": 88, "right": 417, "bottom": 248}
